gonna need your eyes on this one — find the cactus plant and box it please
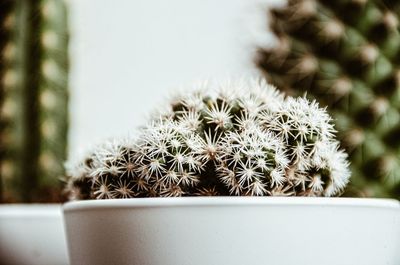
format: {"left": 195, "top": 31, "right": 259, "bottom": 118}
{"left": 0, "top": 0, "right": 69, "bottom": 202}
{"left": 256, "top": 0, "right": 400, "bottom": 199}
{"left": 65, "top": 79, "right": 350, "bottom": 200}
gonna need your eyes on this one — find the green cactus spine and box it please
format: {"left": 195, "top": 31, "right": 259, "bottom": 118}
{"left": 0, "top": 0, "right": 69, "bottom": 202}
{"left": 257, "top": 0, "right": 400, "bottom": 199}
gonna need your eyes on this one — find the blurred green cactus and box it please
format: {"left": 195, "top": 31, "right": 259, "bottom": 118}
{"left": 257, "top": 0, "right": 400, "bottom": 199}
{"left": 0, "top": 0, "right": 69, "bottom": 202}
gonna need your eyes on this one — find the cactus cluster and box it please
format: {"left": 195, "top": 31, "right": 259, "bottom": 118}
{"left": 256, "top": 0, "right": 400, "bottom": 199}
{"left": 66, "top": 79, "right": 350, "bottom": 200}
{"left": 0, "top": 0, "right": 69, "bottom": 202}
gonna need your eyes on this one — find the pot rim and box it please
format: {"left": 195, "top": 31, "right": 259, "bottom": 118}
{"left": 0, "top": 204, "right": 62, "bottom": 218}
{"left": 63, "top": 197, "right": 400, "bottom": 212}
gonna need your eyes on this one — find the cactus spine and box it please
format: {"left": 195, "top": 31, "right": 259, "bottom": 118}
{"left": 66, "top": 79, "right": 350, "bottom": 200}
{"left": 257, "top": 0, "right": 400, "bottom": 199}
{"left": 0, "top": 0, "right": 69, "bottom": 202}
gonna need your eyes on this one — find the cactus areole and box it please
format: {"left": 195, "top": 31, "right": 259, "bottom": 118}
{"left": 65, "top": 79, "right": 350, "bottom": 199}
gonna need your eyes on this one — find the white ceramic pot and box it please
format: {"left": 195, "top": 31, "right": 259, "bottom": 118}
{"left": 0, "top": 204, "right": 69, "bottom": 265}
{"left": 63, "top": 197, "right": 400, "bottom": 265}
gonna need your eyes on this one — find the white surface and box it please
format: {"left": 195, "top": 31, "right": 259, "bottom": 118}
{"left": 0, "top": 204, "right": 69, "bottom": 265}
{"left": 64, "top": 197, "right": 400, "bottom": 265}
{"left": 67, "top": 0, "right": 282, "bottom": 158}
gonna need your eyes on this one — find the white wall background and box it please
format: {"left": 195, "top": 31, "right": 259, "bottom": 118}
{"left": 67, "top": 0, "right": 282, "bottom": 158}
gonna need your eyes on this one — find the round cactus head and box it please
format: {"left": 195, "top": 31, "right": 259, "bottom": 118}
{"left": 65, "top": 78, "right": 350, "bottom": 199}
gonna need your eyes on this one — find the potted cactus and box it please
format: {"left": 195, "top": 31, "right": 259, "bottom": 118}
{"left": 0, "top": 0, "right": 69, "bottom": 264}
{"left": 63, "top": 79, "right": 400, "bottom": 265}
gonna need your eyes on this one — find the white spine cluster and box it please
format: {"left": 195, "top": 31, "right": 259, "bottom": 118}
{"left": 217, "top": 125, "right": 289, "bottom": 196}
{"left": 134, "top": 119, "right": 205, "bottom": 197}
{"left": 65, "top": 138, "right": 139, "bottom": 200}
{"left": 65, "top": 78, "right": 350, "bottom": 199}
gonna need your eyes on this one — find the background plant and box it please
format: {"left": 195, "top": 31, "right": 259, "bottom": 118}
{"left": 257, "top": 0, "right": 400, "bottom": 199}
{"left": 66, "top": 79, "right": 350, "bottom": 199}
{"left": 0, "top": 0, "right": 69, "bottom": 202}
